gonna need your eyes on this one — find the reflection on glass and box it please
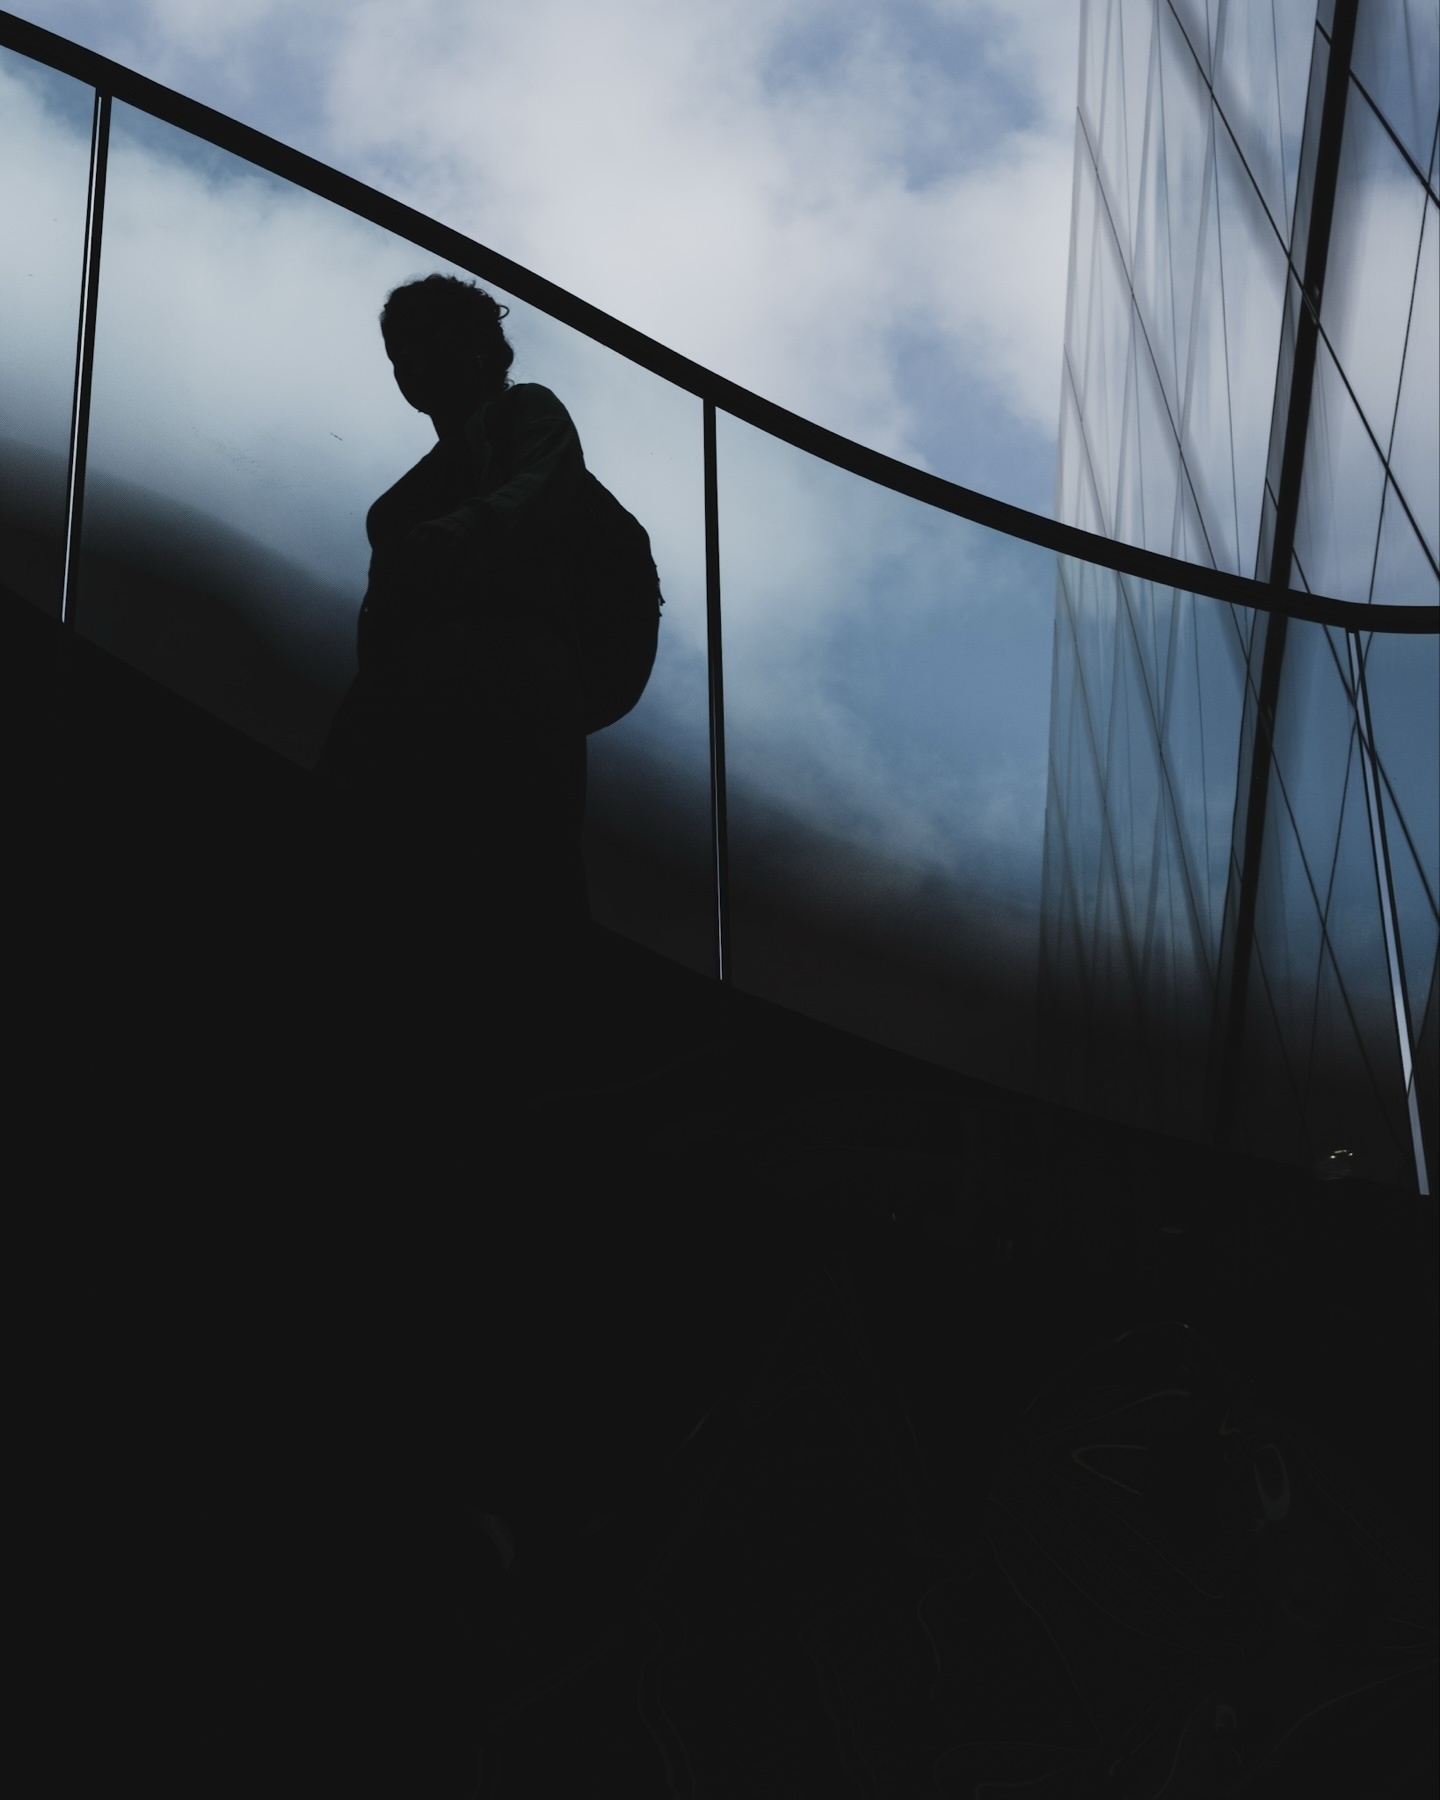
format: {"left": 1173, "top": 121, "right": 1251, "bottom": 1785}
{"left": 1085, "top": 164, "right": 1134, "bottom": 536}
{"left": 1214, "top": 116, "right": 1288, "bottom": 577}
{"left": 1180, "top": 143, "right": 1239, "bottom": 574}
{"left": 1291, "top": 336, "right": 1387, "bottom": 603}
{"left": 1212, "top": 0, "right": 1289, "bottom": 235}
{"left": 1068, "top": 128, "right": 1101, "bottom": 417}
{"left": 1387, "top": 196, "right": 1439, "bottom": 567}
{"left": 1169, "top": 0, "right": 1213, "bottom": 79}
{"left": 1156, "top": 1, "right": 1214, "bottom": 426}
{"left": 1350, "top": 0, "right": 1440, "bottom": 180}
{"left": 1039, "top": 558, "right": 1249, "bottom": 1141}
{"left": 1133, "top": 320, "right": 1180, "bottom": 554}
{"left": 1322, "top": 81, "right": 1427, "bottom": 454}
{"left": 1131, "top": 42, "right": 1180, "bottom": 420}
{"left": 0, "top": 49, "right": 93, "bottom": 618}
{"left": 1095, "top": 0, "right": 1130, "bottom": 261}
{"left": 1116, "top": 0, "right": 1154, "bottom": 265}
{"left": 716, "top": 410, "right": 1054, "bottom": 1096}
{"left": 1373, "top": 479, "right": 1440, "bottom": 609}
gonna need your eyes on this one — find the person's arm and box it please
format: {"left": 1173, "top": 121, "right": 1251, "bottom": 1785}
{"left": 400, "top": 385, "right": 585, "bottom": 580}
{"left": 470, "top": 384, "right": 586, "bottom": 547}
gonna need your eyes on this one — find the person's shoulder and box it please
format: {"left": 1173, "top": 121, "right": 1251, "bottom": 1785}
{"left": 502, "top": 382, "right": 571, "bottom": 416}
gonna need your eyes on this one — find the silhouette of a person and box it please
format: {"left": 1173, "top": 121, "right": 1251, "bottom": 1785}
{"left": 311, "top": 275, "right": 592, "bottom": 1086}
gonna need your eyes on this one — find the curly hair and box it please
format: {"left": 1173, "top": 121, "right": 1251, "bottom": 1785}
{"left": 379, "top": 274, "right": 515, "bottom": 387}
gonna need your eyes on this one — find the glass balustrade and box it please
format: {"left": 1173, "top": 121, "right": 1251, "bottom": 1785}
{"left": 0, "top": 20, "right": 1434, "bottom": 1185}
{"left": 716, "top": 408, "right": 1054, "bottom": 1096}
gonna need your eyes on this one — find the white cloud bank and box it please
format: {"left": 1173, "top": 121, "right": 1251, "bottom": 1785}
{"left": 10, "top": 0, "right": 1081, "bottom": 512}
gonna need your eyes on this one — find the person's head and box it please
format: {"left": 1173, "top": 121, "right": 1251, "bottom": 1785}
{"left": 379, "top": 274, "right": 515, "bottom": 420}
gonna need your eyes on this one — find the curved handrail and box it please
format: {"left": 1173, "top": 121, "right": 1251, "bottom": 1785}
{"left": 3, "top": 8, "right": 1436, "bottom": 637}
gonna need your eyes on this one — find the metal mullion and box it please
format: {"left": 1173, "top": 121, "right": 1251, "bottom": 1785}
{"left": 61, "top": 88, "right": 110, "bottom": 629}
{"left": 703, "top": 400, "right": 730, "bottom": 986}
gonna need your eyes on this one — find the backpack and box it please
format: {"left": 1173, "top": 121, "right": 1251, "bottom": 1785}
{"left": 561, "top": 469, "right": 664, "bottom": 736}
{"left": 482, "top": 387, "right": 665, "bottom": 736}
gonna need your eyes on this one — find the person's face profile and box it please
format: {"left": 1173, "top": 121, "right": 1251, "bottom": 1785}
{"left": 385, "top": 325, "right": 491, "bottom": 420}
{"left": 386, "top": 330, "right": 448, "bottom": 414}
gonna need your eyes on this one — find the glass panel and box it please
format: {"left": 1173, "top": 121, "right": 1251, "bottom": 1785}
{"left": 1107, "top": 585, "right": 1160, "bottom": 965}
{"left": 1241, "top": 782, "right": 1327, "bottom": 1153}
{"left": 1083, "top": 150, "right": 1134, "bottom": 536}
{"left": 1263, "top": 271, "right": 1304, "bottom": 523}
{"left": 1056, "top": 362, "right": 1088, "bottom": 531}
{"left": 1239, "top": 620, "right": 1411, "bottom": 1183}
{"left": 1113, "top": 328, "right": 1145, "bottom": 546}
{"left": 1044, "top": 518, "right": 1427, "bottom": 1183}
{"left": 1267, "top": 626, "right": 1357, "bottom": 949}
{"left": 1308, "top": 745, "right": 1412, "bottom": 1180}
{"left": 1372, "top": 477, "right": 1440, "bottom": 609}
{"left": 0, "top": 49, "right": 93, "bottom": 618}
{"left": 1041, "top": 580, "right": 1096, "bottom": 1080}
{"left": 1173, "top": 459, "right": 1215, "bottom": 567}
{"left": 1097, "top": 0, "right": 1131, "bottom": 233}
{"left": 1117, "top": 0, "right": 1155, "bottom": 267}
{"left": 1291, "top": 335, "right": 1387, "bottom": 602}
{"left": 1290, "top": 24, "right": 1331, "bottom": 265}
{"left": 1363, "top": 625, "right": 1440, "bottom": 1036}
{"left": 1170, "top": 0, "right": 1214, "bottom": 78}
{"left": 1215, "top": 109, "right": 1290, "bottom": 577}
{"left": 1131, "top": 19, "right": 1180, "bottom": 420}
{"left": 1383, "top": 783, "right": 1439, "bottom": 1068}
{"left": 553, "top": 374, "right": 711, "bottom": 976}
{"left": 1155, "top": 3, "right": 1215, "bottom": 422}
{"left": 1079, "top": 0, "right": 1113, "bottom": 146}
{"left": 1038, "top": 561, "right": 1250, "bottom": 1143}
{"left": 1178, "top": 128, "right": 1240, "bottom": 573}
{"left": 1066, "top": 123, "right": 1101, "bottom": 428}
{"left": 1129, "top": 305, "right": 1179, "bottom": 557}
{"left": 716, "top": 409, "right": 1055, "bottom": 1098}
{"left": 1163, "top": 591, "right": 1251, "bottom": 959}
{"left": 1073, "top": 547, "right": 1119, "bottom": 752}
{"left": 1322, "top": 82, "right": 1428, "bottom": 455}
{"left": 1276, "top": 1, "right": 1323, "bottom": 247}
{"left": 1413, "top": 936, "right": 1439, "bottom": 1187}
{"left": 1350, "top": 0, "right": 1440, "bottom": 180}
{"left": 76, "top": 100, "right": 713, "bottom": 970}
{"left": 1387, "top": 196, "right": 1439, "bottom": 566}
{"left": 1213, "top": 0, "right": 1289, "bottom": 232}
{"left": 1267, "top": 619, "right": 1411, "bottom": 1177}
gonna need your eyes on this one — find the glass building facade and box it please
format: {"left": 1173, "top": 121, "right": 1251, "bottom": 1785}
{"left": 1042, "top": 0, "right": 1439, "bottom": 1190}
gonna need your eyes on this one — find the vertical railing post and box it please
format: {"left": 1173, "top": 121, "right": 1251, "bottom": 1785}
{"left": 61, "top": 87, "right": 110, "bottom": 629}
{"left": 703, "top": 399, "right": 730, "bottom": 985}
